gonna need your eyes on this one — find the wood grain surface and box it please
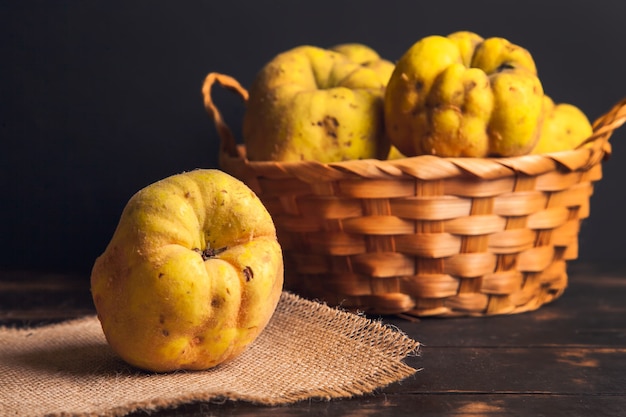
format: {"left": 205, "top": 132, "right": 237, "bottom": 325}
{"left": 1, "top": 262, "right": 624, "bottom": 416}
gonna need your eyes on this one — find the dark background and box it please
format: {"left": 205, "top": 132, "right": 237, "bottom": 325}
{"left": 2, "top": 1, "right": 626, "bottom": 276}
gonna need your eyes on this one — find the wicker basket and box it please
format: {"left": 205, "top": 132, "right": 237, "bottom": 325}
{"left": 202, "top": 72, "right": 626, "bottom": 317}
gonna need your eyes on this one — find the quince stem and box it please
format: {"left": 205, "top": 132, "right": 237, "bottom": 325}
{"left": 193, "top": 246, "right": 228, "bottom": 261}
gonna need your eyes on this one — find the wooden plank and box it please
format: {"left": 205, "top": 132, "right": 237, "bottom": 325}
{"left": 0, "top": 270, "right": 88, "bottom": 289}
{"left": 386, "top": 347, "right": 626, "bottom": 395}
{"left": 0, "top": 269, "right": 94, "bottom": 326}
{"left": 122, "top": 393, "right": 626, "bottom": 417}
{"left": 0, "top": 308, "right": 95, "bottom": 326}
{"left": 383, "top": 304, "right": 626, "bottom": 348}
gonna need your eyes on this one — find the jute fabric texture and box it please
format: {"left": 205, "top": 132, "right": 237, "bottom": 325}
{"left": 0, "top": 292, "right": 420, "bottom": 417}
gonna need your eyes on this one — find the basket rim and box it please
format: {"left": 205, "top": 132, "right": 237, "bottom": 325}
{"left": 219, "top": 141, "right": 610, "bottom": 183}
{"left": 204, "top": 72, "right": 626, "bottom": 181}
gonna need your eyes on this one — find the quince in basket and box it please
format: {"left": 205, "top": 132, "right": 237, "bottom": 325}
{"left": 385, "top": 31, "right": 546, "bottom": 158}
{"left": 242, "top": 44, "right": 394, "bottom": 162}
{"left": 90, "top": 169, "right": 284, "bottom": 372}
{"left": 531, "top": 95, "right": 593, "bottom": 154}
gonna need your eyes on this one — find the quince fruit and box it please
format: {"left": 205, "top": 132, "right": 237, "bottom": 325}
{"left": 90, "top": 169, "right": 284, "bottom": 372}
{"left": 386, "top": 145, "right": 407, "bottom": 160}
{"left": 329, "top": 42, "right": 395, "bottom": 84}
{"left": 242, "top": 44, "right": 393, "bottom": 162}
{"left": 531, "top": 95, "right": 593, "bottom": 154}
{"left": 384, "top": 31, "right": 545, "bottom": 157}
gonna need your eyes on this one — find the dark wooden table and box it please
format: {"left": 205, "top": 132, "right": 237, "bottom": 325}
{"left": 2, "top": 262, "right": 625, "bottom": 416}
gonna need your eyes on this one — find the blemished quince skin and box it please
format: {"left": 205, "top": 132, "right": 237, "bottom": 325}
{"left": 242, "top": 44, "right": 394, "bottom": 162}
{"left": 329, "top": 42, "right": 395, "bottom": 83}
{"left": 90, "top": 169, "right": 284, "bottom": 372}
{"left": 531, "top": 95, "right": 593, "bottom": 154}
{"left": 384, "top": 31, "right": 545, "bottom": 158}
{"left": 329, "top": 43, "right": 404, "bottom": 161}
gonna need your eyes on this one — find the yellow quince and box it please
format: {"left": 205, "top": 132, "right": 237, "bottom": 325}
{"left": 90, "top": 169, "right": 284, "bottom": 372}
{"left": 531, "top": 95, "right": 593, "bottom": 154}
{"left": 384, "top": 31, "right": 545, "bottom": 157}
{"left": 243, "top": 44, "right": 393, "bottom": 162}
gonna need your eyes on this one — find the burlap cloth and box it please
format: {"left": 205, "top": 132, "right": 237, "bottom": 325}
{"left": 0, "top": 292, "right": 420, "bottom": 417}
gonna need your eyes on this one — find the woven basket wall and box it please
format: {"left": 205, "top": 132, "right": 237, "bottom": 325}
{"left": 203, "top": 72, "right": 626, "bottom": 317}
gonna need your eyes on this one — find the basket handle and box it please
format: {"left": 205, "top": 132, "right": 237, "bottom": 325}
{"left": 202, "top": 72, "right": 249, "bottom": 157}
{"left": 578, "top": 97, "right": 626, "bottom": 149}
